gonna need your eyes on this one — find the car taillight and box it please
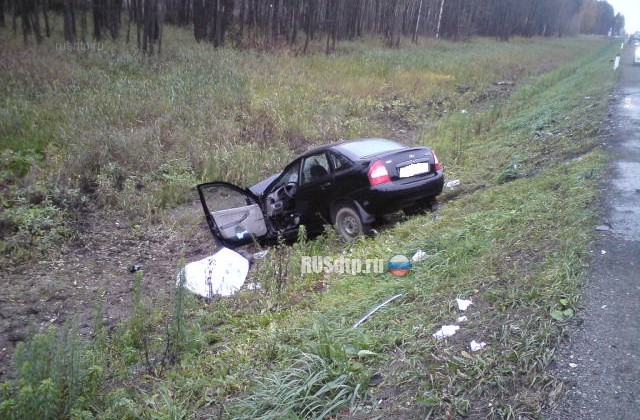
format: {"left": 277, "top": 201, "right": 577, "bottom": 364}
{"left": 368, "top": 160, "right": 391, "bottom": 186}
{"left": 432, "top": 150, "right": 443, "bottom": 171}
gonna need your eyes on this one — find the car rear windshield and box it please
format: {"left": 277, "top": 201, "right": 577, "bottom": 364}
{"left": 339, "top": 139, "right": 405, "bottom": 159}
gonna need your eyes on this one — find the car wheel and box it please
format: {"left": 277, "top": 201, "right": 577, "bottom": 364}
{"left": 335, "top": 206, "right": 366, "bottom": 242}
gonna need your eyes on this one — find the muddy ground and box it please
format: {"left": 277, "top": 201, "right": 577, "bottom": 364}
{"left": 0, "top": 200, "right": 213, "bottom": 379}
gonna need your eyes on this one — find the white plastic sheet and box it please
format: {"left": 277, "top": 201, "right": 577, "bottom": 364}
{"left": 178, "top": 247, "right": 249, "bottom": 298}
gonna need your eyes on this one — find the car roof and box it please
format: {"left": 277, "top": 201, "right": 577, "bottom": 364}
{"left": 299, "top": 138, "right": 407, "bottom": 161}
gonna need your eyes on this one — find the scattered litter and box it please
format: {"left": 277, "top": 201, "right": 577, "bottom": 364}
{"left": 601, "top": 305, "right": 607, "bottom": 309}
{"left": 601, "top": 249, "right": 607, "bottom": 255}
{"left": 461, "top": 109, "right": 468, "bottom": 114}
{"left": 595, "top": 224, "right": 611, "bottom": 232}
{"left": 456, "top": 315, "right": 468, "bottom": 323}
{"left": 445, "top": 179, "right": 461, "bottom": 189}
{"left": 470, "top": 340, "right": 487, "bottom": 352}
{"left": 411, "top": 249, "right": 427, "bottom": 262}
{"left": 456, "top": 298, "right": 473, "bottom": 311}
{"left": 353, "top": 293, "right": 403, "bottom": 328}
{"left": 246, "top": 283, "right": 262, "bottom": 291}
{"left": 433, "top": 325, "right": 460, "bottom": 340}
{"left": 357, "top": 350, "right": 376, "bottom": 358}
{"left": 253, "top": 250, "right": 269, "bottom": 259}
{"left": 129, "top": 264, "right": 143, "bottom": 273}
{"left": 569, "top": 363, "right": 578, "bottom": 368}
{"left": 178, "top": 247, "right": 249, "bottom": 298}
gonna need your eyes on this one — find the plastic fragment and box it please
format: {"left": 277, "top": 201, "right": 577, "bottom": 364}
{"left": 433, "top": 325, "right": 460, "bottom": 340}
{"left": 456, "top": 298, "right": 473, "bottom": 311}
{"left": 353, "top": 294, "right": 403, "bottom": 328}
{"left": 412, "top": 249, "right": 427, "bottom": 262}
{"left": 470, "top": 340, "right": 487, "bottom": 352}
{"left": 445, "top": 179, "right": 461, "bottom": 188}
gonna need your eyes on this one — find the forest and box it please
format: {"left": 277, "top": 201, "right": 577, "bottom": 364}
{"left": 2, "top": 0, "right": 626, "bottom": 53}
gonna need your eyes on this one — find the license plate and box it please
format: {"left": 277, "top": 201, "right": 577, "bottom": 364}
{"left": 399, "top": 162, "right": 430, "bottom": 178}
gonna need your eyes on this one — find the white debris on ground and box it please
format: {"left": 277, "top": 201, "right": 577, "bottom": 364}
{"left": 445, "top": 179, "right": 461, "bottom": 188}
{"left": 411, "top": 249, "right": 427, "bottom": 262}
{"left": 433, "top": 325, "right": 460, "bottom": 340}
{"left": 456, "top": 298, "right": 473, "bottom": 311}
{"left": 470, "top": 340, "right": 487, "bottom": 352}
{"left": 252, "top": 250, "right": 269, "bottom": 259}
{"left": 178, "top": 247, "right": 249, "bottom": 298}
{"left": 456, "top": 315, "right": 468, "bottom": 323}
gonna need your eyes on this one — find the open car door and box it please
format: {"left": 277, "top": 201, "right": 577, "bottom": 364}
{"left": 197, "top": 182, "right": 269, "bottom": 247}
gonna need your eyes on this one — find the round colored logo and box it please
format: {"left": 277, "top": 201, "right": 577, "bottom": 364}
{"left": 388, "top": 255, "right": 411, "bottom": 277}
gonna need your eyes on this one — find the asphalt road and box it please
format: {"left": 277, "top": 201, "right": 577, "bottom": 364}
{"left": 546, "top": 45, "right": 640, "bottom": 419}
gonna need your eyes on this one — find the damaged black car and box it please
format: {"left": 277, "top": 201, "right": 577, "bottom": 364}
{"left": 197, "top": 138, "right": 445, "bottom": 246}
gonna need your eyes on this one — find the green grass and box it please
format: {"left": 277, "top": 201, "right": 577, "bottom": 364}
{"left": 0, "top": 27, "right": 618, "bottom": 419}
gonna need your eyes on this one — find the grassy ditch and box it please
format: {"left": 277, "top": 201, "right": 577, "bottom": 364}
{"left": 0, "top": 31, "right": 618, "bottom": 419}
{"left": 1, "top": 28, "right": 605, "bottom": 263}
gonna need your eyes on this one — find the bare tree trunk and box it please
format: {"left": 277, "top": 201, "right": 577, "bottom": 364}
{"left": 435, "top": 0, "right": 445, "bottom": 39}
{"left": 413, "top": 0, "right": 423, "bottom": 43}
{"left": 42, "top": 0, "right": 50, "bottom": 37}
{"left": 80, "top": 0, "right": 87, "bottom": 42}
{"left": 63, "top": 0, "right": 77, "bottom": 42}
{"left": 303, "top": 0, "right": 314, "bottom": 53}
{"left": 126, "top": 0, "right": 132, "bottom": 42}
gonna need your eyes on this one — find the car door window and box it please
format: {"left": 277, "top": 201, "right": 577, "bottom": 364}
{"left": 329, "top": 152, "right": 352, "bottom": 171}
{"left": 301, "top": 153, "right": 331, "bottom": 186}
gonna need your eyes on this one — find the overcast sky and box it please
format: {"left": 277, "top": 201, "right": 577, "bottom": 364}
{"left": 607, "top": 0, "right": 640, "bottom": 33}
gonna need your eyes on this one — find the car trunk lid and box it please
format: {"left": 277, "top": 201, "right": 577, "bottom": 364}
{"left": 374, "top": 147, "right": 438, "bottom": 181}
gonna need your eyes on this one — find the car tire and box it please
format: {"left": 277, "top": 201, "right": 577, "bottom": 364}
{"left": 335, "top": 206, "right": 367, "bottom": 242}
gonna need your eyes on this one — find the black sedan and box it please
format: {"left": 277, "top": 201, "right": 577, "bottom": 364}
{"left": 197, "top": 138, "right": 444, "bottom": 246}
